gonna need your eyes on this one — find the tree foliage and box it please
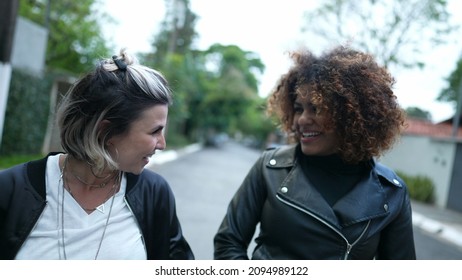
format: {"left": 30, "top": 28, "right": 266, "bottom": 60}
{"left": 199, "top": 44, "right": 265, "bottom": 134}
{"left": 140, "top": 0, "right": 203, "bottom": 144}
{"left": 145, "top": 0, "right": 199, "bottom": 67}
{"left": 18, "top": 0, "right": 112, "bottom": 74}
{"left": 205, "top": 44, "right": 264, "bottom": 92}
{"left": 437, "top": 55, "right": 462, "bottom": 107}
{"left": 16, "top": 0, "right": 274, "bottom": 149}
{"left": 405, "top": 106, "right": 432, "bottom": 121}
{"left": 1, "top": 69, "right": 53, "bottom": 155}
{"left": 140, "top": 0, "right": 273, "bottom": 147}
{"left": 302, "top": 0, "right": 458, "bottom": 70}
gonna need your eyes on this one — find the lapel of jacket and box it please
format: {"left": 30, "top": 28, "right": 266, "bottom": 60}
{"left": 267, "top": 146, "right": 393, "bottom": 229}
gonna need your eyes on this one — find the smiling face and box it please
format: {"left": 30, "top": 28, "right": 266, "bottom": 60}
{"left": 107, "top": 104, "right": 168, "bottom": 174}
{"left": 292, "top": 94, "right": 339, "bottom": 156}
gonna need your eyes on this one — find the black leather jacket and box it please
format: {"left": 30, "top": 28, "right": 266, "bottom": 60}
{"left": 0, "top": 153, "right": 194, "bottom": 260}
{"left": 214, "top": 145, "right": 416, "bottom": 260}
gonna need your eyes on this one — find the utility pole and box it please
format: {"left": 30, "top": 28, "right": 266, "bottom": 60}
{"left": 0, "top": 0, "right": 19, "bottom": 147}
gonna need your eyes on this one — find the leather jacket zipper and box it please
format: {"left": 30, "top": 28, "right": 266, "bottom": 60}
{"left": 276, "top": 194, "right": 371, "bottom": 259}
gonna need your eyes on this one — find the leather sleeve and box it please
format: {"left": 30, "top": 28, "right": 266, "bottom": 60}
{"left": 213, "top": 153, "right": 269, "bottom": 260}
{"left": 125, "top": 171, "right": 195, "bottom": 260}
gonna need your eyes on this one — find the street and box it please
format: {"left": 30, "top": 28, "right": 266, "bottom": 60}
{"left": 149, "top": 141, "right": 462, "bottom": 260}
{"left": 150, "top": 141, "right": 261, "bottom": 259}
{"left": 414, "top": 227, "right": 462, "bottom": 259}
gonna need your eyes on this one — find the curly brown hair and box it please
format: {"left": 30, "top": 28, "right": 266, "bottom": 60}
{"left": 267, "top": 46, "right": 406, "bottom": 164}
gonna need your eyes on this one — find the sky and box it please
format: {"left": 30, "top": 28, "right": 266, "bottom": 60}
{"left": 100, "top": 0, "right": 462, "bottom": 123}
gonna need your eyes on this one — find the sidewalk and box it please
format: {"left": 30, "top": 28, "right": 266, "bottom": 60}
{"left": 411, "top": 200, "right": 462, "bottom": 248}
{"left": 147, "top": 143, "right": 462, "bottom": 249}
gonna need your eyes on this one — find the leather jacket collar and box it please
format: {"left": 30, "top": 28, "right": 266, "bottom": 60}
{"left": 265, "top": 145, "right": 404, "bottom": 228}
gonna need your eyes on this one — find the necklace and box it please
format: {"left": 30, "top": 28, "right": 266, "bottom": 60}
{"left": 72, "top": 172, "right": 117, "bottom": 189}
{"left": 59, "top": 155, "right": 121, "bottom": 260}
{"left": 66, "top": 181, "right": 117, "bottom": 213}
{"left": 68, "top": 158, "right": 118, "bottom": 189}
{"left": 66, "top": 175, "right": 119, "bottom": 213}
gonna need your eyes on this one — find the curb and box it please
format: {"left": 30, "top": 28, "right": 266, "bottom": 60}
{"left": 412, "top": 212, "right": 462, "bottom": 248}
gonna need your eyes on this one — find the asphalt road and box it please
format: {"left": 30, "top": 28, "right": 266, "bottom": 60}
{"left": 414, "top": 227, "right": 462, "bottom": 259}
{"left": 150, "top": 141, "right": 261, "bottom": 259}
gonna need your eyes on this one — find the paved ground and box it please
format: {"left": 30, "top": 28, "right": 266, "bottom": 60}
{"left": 411, "top": 199, "right": 462, "bottom": 249}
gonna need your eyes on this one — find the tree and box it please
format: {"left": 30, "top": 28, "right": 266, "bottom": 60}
{"left": 302, "top": 0, "right": 458, "bottom": 70}
{"left": 141, "top": 1, "right": 272, "bottom": 146}
{"left": 197, "top": 44, "right": 267, "bottom": 142}
{"left": 205, "top": 44, "right": 264, "bottom": 92}
{"left": 437, "top": 55, "right": 462, "bottom": 106}
{"left": 405, "top": 106, "right": 432, "bottom": 121}
{"left": 139, "top": 0, "right": 202, "bottom": 145}
{"left": 19, "top": 0, "right": 112, "bottom": 74}
{"left": 145, "top": 0, "right": 198, "bottom": 67}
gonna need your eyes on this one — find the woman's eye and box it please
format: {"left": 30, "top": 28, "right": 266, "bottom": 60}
{"left": 308, "top": 103, "right": 317, "bottom": 113}
{"left": 152, "top": 127, "right": 163, "bottom": 135}
{"left": 294, "top": 106, "right": 303, "bottom": 113}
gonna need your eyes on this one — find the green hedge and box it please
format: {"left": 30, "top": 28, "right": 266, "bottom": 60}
{"left": 0, "top": 69, "right": 53, "bottom": 156}
{"left": 396, "top": 171, "right": 435, "bottom": 204}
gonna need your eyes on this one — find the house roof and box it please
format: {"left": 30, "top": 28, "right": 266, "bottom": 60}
{"left": 438, "top": 114, "right": 462, "bottom": 125}
{"left": 404, "top": 118, "right": 462, "bottom": 140}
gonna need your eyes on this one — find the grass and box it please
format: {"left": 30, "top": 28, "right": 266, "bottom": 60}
{"left": 0, "top": 154, "right": 43, "bottom": 169}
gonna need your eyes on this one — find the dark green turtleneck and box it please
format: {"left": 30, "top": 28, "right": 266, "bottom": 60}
{"left": 296, "top": 146, "right": 369, "bottom": 207}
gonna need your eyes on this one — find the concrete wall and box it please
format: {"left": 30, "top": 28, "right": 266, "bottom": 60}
{"left": 11, "top": 17, "right": 48, "bottom": 75}
{"left": 379, "top": 135, "right": 456, "bottom": 208}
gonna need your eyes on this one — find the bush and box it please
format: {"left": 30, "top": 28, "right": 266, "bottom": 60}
{"left": 0, "top": 69, "right": 53, "bottom": 156}
{"left": 396, "top": 171, "right": 435, "bottom": 204}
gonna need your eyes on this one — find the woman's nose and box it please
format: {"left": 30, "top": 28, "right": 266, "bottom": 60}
{"left": 298, "top": 110, "right": 315, "bottom": 125}
{"left": 156, "top": 134, "right": 166, "bottom": 150}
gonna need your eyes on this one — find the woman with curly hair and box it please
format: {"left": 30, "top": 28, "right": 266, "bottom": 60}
{"left": 214, "top": 45, "right": 416, "bottom": 260}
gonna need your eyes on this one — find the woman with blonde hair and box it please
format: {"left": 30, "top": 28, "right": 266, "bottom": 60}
{"left": 0, "top": 50, "right": 194, "bottom": 260}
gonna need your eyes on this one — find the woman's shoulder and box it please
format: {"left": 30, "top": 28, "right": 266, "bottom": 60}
{"left": 373, "top": 161, "right": 406, "bottom": 189}
{"left": 0, "top": 154, "right": 49, "bottom": 179}
{"left": 127, "top": 169, "right": 169, "bottom": 186}
{"left": 263, "top": 144, "right": 296, "bottom": 156}
{"left": 125, "top": 169, "right": 173, "bottom": 198}
{"left": 0, "top": 156, "right": 48, "bottom": 197}
{"left": 261, "top": 144, "right": 297, "bottom": 166}
{"left": 0, "top": 162, "right": 27, "bottom": 181}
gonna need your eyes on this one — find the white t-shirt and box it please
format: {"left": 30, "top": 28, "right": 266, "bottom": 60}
{"left": 15, "top": 154, "right": 147, "bottom": 260}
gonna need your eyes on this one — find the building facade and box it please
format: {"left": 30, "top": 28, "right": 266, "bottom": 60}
{"left": 380, "top": 118, "right": 462, "bottom": 212}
